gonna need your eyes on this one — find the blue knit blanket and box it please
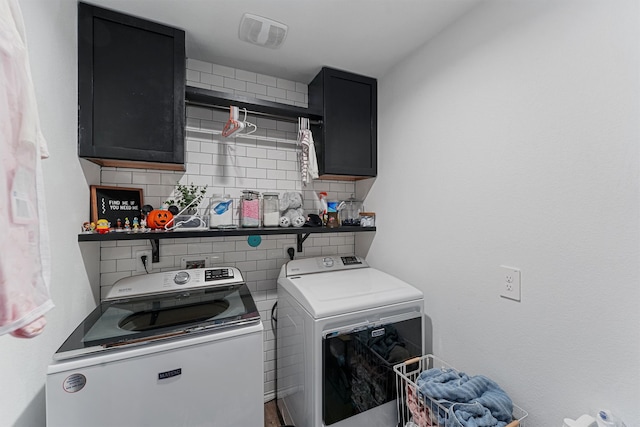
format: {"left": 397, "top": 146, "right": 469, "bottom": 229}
{"left": 416, "top": 368, "right": 513, "bottom": 427}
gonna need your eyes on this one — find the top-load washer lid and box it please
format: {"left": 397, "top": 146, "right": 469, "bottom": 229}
{"left": 53, "top": 267, "right": 260, "bottom": 360}
{"left": 278, "top": 263, "right": 423, "bottom": 319}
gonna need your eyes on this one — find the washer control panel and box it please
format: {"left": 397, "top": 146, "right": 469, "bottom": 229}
{"left": 105, "top": 267, "right": 243, "bottom": 300}
{"left": 285, "top": 255, "right": 368, "bottom": 276}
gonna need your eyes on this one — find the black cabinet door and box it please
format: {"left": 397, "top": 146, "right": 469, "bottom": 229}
{"left": 309, "top": 68, "right": 377, "bottom": 178}
{"left": 78, "top": 3, "right": 185, "bottom": 170}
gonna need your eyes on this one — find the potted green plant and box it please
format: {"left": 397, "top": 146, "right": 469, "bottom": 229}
{"left": 165, "top": 182, "right": 208, "bottom": 215}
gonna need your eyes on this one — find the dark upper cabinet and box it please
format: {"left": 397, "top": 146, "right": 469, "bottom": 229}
{"left": 309, "top": 67, "right": 377, "bottom": 179}
{"left": 78, "top": 3, "right": 185, "bottom": 170}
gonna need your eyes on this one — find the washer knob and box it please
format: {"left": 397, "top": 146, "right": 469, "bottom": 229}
{"left": 174, "top": 271, "right": 190, "bottom": 285}
{"left": 322, "top": 257, "right": 334, "bottom": 268}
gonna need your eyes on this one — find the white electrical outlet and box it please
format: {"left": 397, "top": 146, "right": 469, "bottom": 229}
{"left": 499, "top": 265, "right": 521, "bottom": 301}
{"left": 135, "top": 250, "right": 153, "bottom": 273}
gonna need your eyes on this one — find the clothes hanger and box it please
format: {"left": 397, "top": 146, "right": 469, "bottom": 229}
{"left": 240, "top": 108, "right": 257, "bottom": 136}
{"left": 222, "top": 106, "right": 241, "bottom": 137}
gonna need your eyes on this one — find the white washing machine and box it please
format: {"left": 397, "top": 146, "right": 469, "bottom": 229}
{"left": 46, "top": 267, "right": 264, "bottom": 427}
{"left": 276, "top": 256, "right": 425, "bottom": 427}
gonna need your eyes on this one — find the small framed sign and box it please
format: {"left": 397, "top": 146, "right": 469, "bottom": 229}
{"left": 90, "top": 185, "right": 143, "bottom": 226}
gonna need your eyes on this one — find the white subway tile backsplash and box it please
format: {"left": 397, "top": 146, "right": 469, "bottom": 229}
{"left": 234, "top": 260, "right": 258, "bottom": 273}
{"left": 276, "top": 159, "right": 298, "bottom": 171}
{"left": 285, "top": 170, "right": 300, "bottom": 181}
{"left": 258, "top": 179, "right": 277, "bottom": 189}
{"left": 187, "top": 242, "right": 214, "bottom": 254}
{"left": 246, "top": 168, "right": 267, "bottom": 179}
{"left": 285, "top": 151, "right": 298, "bottom": 162}
{"left": 237, "top": 156, "right": 257, "bottom": 168}
{"left": 211, "top": 85, "right": 233, "bottom": 94}
{"left": 295, "top": 82, "right": 308, "bottom": 93}
{"left": 200, "top": 72, "right": 225, "bottom": 87}
{"left": 267, "top": 150, "right": 287, "bottom": 161}
{"left": 223, "top": 77, "right": 247, "bottom": 92}
{"left": 276, "top": 180, "right": 300, "bottom": 191}
{"left": 256, "top": 117, "right": 278, "bottom": 130}
{"left": 157, "top": 243, "right": 189, "bottom": 256}
{"left": 116, "top": 258, "right": 135, "bottom": 272}
{"left": 257, "top": 73, "right": 277, "bottom": 87}
{"left": 211, "top": 63, "right": 235, "bottom": 78}
{"left": 100, "top": 259, "right": 116, "bottom": 273}
{"left": 186, "top": 69, "right": 200, "bottom": 82}
{"left": 187, "top": 58, "right": 213, "bottom": 73}
{"left": 235, "top": 177, "right": 258, "bottom": 188}
{"left": 101, "top": 170, "right": 132, "bottom": 184}
{"left": 254, "top": 94, "right": 277, "bottom": 103}
{"left": 266, "top": 86, "right": 287, "bottom": 100}
{"left": 101, "top": 246, "right": 131, "bottom": 260}
{"left": 287, "top": 90, "right": 305, "bottom": 103}
{"left": 246, "top": 147, "right": 268, "bottom": 159}
{"left": 247, "top": 269, "right": 267, "bottom": 282}
{"left": 246, "top": 82, "right": 267, "bottom": 96}
{"left": 187, "top": 81, "right": 211, "bottom": 90}
{"left": 186, "top": 151, "right": 213, "bottom": 165}
{"left": 276, "top": 121, "right": 297, "bottom": 133}
{"left": 257, "top": 159, "right": 277, "bottom": 170}
{"left": 235, "top": 69, "right": 257, "bottom": 83}
{"left": 276, "top": 78, "right": 296, "bottom": 91}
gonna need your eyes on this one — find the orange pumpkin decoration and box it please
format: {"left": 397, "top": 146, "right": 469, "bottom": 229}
{"left": 146, "top": 209, "right": 174, "bottom": 229}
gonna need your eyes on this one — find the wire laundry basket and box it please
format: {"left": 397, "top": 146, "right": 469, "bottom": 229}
{"left": 393, "top": 354, "right": 528, "bottom": 427}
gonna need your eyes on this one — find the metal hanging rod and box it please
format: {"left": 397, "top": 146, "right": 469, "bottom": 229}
{"left": 185, "top": 86, "right": 323, "bottom": 125}
{"left": 185, "top": 126, "right": 300, "bottom": 145}
{"left": 187, "top": 100, "right": 322, "bottom": 125}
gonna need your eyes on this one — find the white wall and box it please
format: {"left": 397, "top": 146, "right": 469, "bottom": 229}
{"left": 1, "top": 1, "right": 100, "bottom": 426}
{"left": 361, "top": 0, "right": 639, "bottom": 424}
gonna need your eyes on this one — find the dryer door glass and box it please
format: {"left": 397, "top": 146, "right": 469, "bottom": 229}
{"left": 322, "top": 315, "right": 422, "bottom": 425}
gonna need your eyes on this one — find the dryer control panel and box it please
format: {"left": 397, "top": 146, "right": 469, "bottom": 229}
{"left": 284, "top": 256, "right": 368, "bottom": 276}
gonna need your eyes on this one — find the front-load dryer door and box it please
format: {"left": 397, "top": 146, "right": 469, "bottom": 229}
{"left": 322, "top": 312, "right": 423, "bottom": 426}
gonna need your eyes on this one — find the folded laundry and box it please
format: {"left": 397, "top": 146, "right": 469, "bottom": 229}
{"left": 416, "top": 368, "right": 514, "bottom": 427}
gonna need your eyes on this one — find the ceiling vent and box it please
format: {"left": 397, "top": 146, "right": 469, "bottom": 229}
{"left": 238, "top": 13, "right": 288, "bottom": 49}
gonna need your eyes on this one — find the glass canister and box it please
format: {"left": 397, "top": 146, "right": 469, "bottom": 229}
{"left": 340, "top": 195, "right": 364, "bottom": 226}
{"left": 240, "top": 190, "right": 261, "bottom": 227}
{"left": 208, "top": 194, "right": 234, "bottom": 229}
{"left": 262, "top": 192, "right": 280, "bottom": 227}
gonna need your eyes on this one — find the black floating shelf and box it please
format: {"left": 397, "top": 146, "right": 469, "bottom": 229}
{"left": 185, "top": 86, "right": 323, "bottom": 123}
{"left": 78, "top": 226, "right": 375, "bottom": 242}
{"left": 79, "top": 226, "right": 376, "bottom": 259}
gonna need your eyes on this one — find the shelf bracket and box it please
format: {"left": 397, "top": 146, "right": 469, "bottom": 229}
{"left": 297, "top": 233, "right": 310, "bottom": 252}
{"left": 150, "top": 238, "right": 160, "bottom": 263}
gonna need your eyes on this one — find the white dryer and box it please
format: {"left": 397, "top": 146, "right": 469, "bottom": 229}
{"left": 276, "top": 256, "right": 425, "bottom": 427}
{"left": 47, "top": 267, "right": 264, "bottom": 427}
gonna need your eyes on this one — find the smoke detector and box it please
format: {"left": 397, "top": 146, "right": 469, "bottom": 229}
{"left": 238, "top": 13, "right": 288, "bottom": 49}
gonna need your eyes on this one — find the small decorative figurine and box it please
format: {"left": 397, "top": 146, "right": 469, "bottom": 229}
{"left": 124, "top": 217, "right": 130, "bottom": 230}
{"left": 116, "top": 218, "right": 122, "bottom": 229}
{"left": 82, "top": 222, "right": 92, "bottom": 232}
{"left": 95, "top": 219, "right": 110, "bottom": 234}
{"left": 132, "top": 217, "right": 139, "bottom": 230}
